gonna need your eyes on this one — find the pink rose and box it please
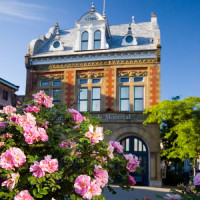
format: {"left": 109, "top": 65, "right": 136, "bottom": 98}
{"left": 30, "top": 161, "right": 46, "bottom": 178}
{"left": 128, "top": 175, "right": 136, "bottom": 186}
{"left": 74, "top": 175, "right": 102, "bottom": 199}
{"left": 25, "top": 105, "right": 40, "bottom": 113}
{"left": 2, "top": 173, "right": 19, "bottom": 190}
{"left": 85, "top": 125, "right": 104, "bottom": 143}
{"left": 94, "top": 165, "right": 108, "bottom": 188}
{"left": 107, "top": 144, "right": 114, "bottom": 159}
{"left": 32, "top": 90, "right": 54, "bottom": 108}
{"left": 74, "top": 175, "right": 91, "bottom": 198}
{"left": 14, "top": 190, "right": 34, "bottom": 200}
{"left": 109, "top": 141, "right": 123, "bottom": 153}
{"left": 41, "top": 155, "right": 58, "bottom": 173}
{"left": 2, "top": 106, "right": 16, "bottom": 114}
{"left": 68, "top": 109, "right": 83, "bottom": 123}
{"left": 0, "top": 147, "right": 26, "bottom": 170}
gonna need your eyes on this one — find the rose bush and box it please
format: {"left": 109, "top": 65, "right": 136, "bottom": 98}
{"left": 0, "top": 91, "right": 139, "bottom": 200}
{"left": 158, "top": 173, "right": 200, "bottom": 200}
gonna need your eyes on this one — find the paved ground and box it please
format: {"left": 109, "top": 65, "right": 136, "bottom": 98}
{"left": 103, "top": 186, "right": 170, "bottom": 200}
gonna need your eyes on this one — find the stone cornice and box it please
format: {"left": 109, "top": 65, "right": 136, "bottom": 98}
{"left": 48, "top": 59, "right": 157, "bottom": 69}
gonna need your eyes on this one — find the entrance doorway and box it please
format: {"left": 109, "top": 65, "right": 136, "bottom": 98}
{"left": 120, "top": 136, "right": 149, "bottom": 186}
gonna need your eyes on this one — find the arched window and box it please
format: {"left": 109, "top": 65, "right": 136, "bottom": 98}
{"left": 94, "top": 30, "right": 101, "bottom": 49}
{"left": 81, "top": 31, "right": 88, "bottom": 50}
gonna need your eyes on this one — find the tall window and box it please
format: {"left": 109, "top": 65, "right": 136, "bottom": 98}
{"left": 78, "top": 77, "right": 102, "bottom": 112}
{"left": 94, "top": 30, "right": 101, "bottom": 49}
{"left": 81, "top": 31, "right": 88, "bottom": 50}
{"left": 134, "top": 86, "right": 144, "bottom": 111}
{"left": 118, "top": 74, "right": 145, "bottom": 112}
{"left": 92, "top": 87, "right": 101, "bottom": 111}
{"left": 78, "top": 88, "right": 88, "bottom": 112}
{"left": 52, "top": 88, "right": 61, "bottom": 105}
{"left": 120, "top": 86, "right": 129, "bottom": 111}
{"left": 3, "top": 91, "right": 8, "bottom": 101}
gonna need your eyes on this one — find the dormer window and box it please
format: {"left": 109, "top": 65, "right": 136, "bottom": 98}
{"left": 81, "top": 31, "right": 89, "bottom": 50}
{"left": 94, "top": 30, "right": 101, "bottom": 49}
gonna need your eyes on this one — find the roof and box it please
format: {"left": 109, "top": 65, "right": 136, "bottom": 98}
{"left": 0, "top": 78, "right": 19, "bottom": 91}
{"left": 28, "top": 15, "right": 160, "bottom": 59}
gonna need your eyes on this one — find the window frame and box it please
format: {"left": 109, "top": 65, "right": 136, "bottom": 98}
{"left": 94, "top": 30, "right": 101, "bottom": 49}
{"left": 3, "top": 90, "right": 8, "bottom": 101}
{"left": 81, "top": 31, "right": 89, "bottom": 50}
{"left": 78, "top": 88, "right": 88, "bottom": 112}
{"left": 91, "top": 87, "right": 101, "bottom": 112}
{"left": 119, "top": 86, "right": 130, "bottom": 111}
{"left": 118, "top": 74, "right": 145, "bottom": 112}
{"left": 134, "top": 86, "right": 144, "bottom": 112}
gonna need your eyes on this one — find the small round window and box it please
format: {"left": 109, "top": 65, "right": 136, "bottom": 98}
{"left": 53, "top": 41, "right": 60, "bottom": 48}
{"left": 125, "top": 35, "right": 133, "bottom": 43}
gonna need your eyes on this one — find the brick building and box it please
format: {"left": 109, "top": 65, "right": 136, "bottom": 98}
{"left": 25, "top": 4, "right": 161, "bottom": 186}
{"left": 0, "top": 78, "right": 19, "bottom": 109}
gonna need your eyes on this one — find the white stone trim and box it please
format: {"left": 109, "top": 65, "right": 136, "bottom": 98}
{"left": 31, "top": 52, "right": 157, "bottom": 65}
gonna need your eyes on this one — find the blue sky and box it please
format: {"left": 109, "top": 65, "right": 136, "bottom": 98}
{"left": 0, "top": 0, "right": 199, "bottom": 100}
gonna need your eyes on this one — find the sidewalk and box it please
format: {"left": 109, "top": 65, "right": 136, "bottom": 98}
{"left": 103, "top": 186, "right": 170, "bottom": 200}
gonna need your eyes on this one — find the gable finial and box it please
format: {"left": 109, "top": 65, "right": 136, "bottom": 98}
{"left": 91, "top": 2, "right": 95, "bottom": 12}
{"left": 128, "top": 24, "right": 132, "bottom": 34}
{"left": 103, "top": 0, "right": 106, "bottom": 18}
{"left": 54, "top": 22, "right": 60, "bottom": 39}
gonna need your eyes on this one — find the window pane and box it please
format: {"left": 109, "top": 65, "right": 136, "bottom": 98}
{"left": 92, "top": 78, "right": 101, "bottom": 84}
{"left": 82, "top": 32, "right": 88, "bottom": 40}
{"left": 134, "top": 99, "right": 144, "bottom": 111}
{"left": 126, "top": 138, "right": 130, "bottom": 151}
{"left": 52, "top": 80, "right": 61, "bottom": 86}
{"left": 143, "top": 144, "right": 146, "bottom": 152}
{"left": 94, "top": 31, "right": 101, "bottom": 39}
{"left": 120, "top": 99, "right": 129, "bottom": 111}
{"left": 94, "top": 41, "right": 100, "bottom": 49}
{"left": 139, "top": 140, "right": 142, "bottom": 151}
{"left": 134, "top": 138, "right": 138, "bottom": 151}
{"left": 92, "top": 88, "right": 100, "bottom": 99}
{"left": 41, "top": 81, "right": 49, "bottom": 86}
{"left": 79, "top": 88, "right": 87, "bottom": 99}
{"left": 135, "top": 86, "right": 144, "bottom": 98}
{"left": 94, "top": 31, "right": 101, "bottom": 49}
{"left": 120, "top": 77, "right": 129, "bottom": 83}
{"left": 79, "top": 79, "right": 88, "bottom": 84}
{"left": 52, "top": 89, "right": 61, "bottom": 101}
{"left": 81, "top": 32, "right": 88, "bottom": 50}
{"left": 134, "top": 77, "right": 143, "bottom": 82}
{"left": 120, "top": 87, "right": 129, "bottom": 98}
{"left": 81, "top": 42, "right": 88, "bottom": 50}
{"left": 79, "top": 101, "right": 87, "bottom": 112}
{"left": 92, "top": 100, "right": 100, "bottom": 111}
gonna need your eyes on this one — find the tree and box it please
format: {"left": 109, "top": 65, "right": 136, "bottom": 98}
{"left": 0, "top": 91, "right": 139, "bottom": 200}
{"left": 143, "top": 97, "right": 200, "bottom": 174}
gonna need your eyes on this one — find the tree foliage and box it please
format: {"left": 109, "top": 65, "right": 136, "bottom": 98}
{"left": 143, "top": 97, "right": 200, "bottom": 161}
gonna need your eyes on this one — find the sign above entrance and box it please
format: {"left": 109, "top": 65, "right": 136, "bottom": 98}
{"left": 92, "top": 113, "right": 147, "bottom": 121}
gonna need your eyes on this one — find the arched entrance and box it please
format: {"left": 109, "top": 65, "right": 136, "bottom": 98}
{"left": 120, "top": 136, "right": 149, "bottom": 186}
